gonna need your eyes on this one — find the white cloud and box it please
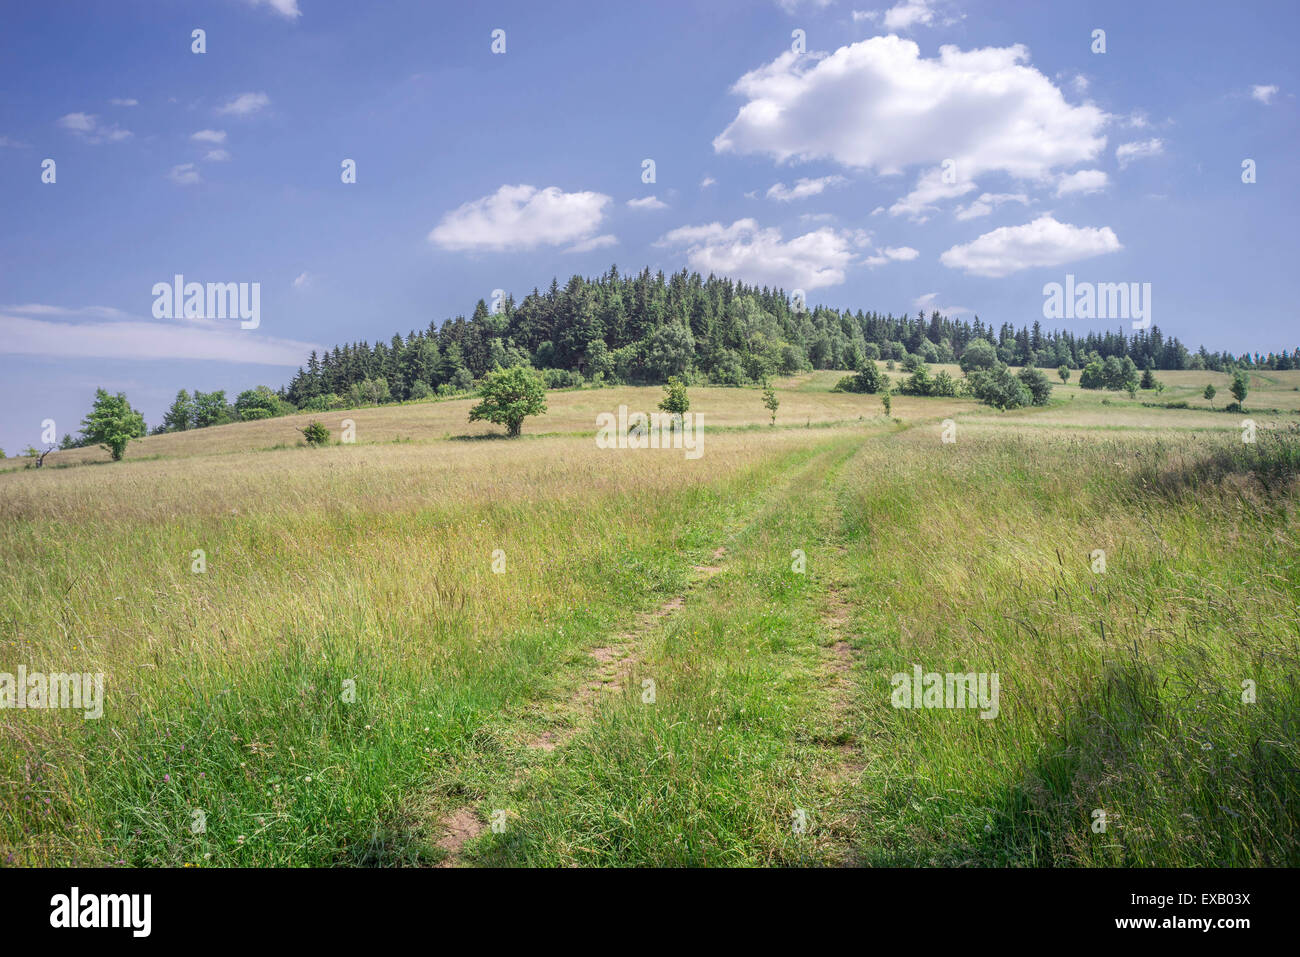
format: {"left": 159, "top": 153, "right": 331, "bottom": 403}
{"left": 766, "top": 174, "right": 847, "bottom": 201}
{"left": 1055, "top": 169, "right": 1108, "bottom": 196}
{"left": 191, "top": 129, "right": 227, "bottom": 143}
{"left": 0, "top": 311, "right": 318, "bottom": 366}
{"left": 0, "top": 136, "right": 30, "bottom": 148}
{"left": 1071, "top": 74, "right": 1089, "bottom": 94}
{"left": 888, "top": 167, "right": 976, "bottom": 222}
{"left": 939, "top": 215, "right": 1121, "bottom": 278}
{"left": 204, "top": 149, "right": 231, "bottom": 162}
{"left": 4, "top": 304, "right": 133, "bottom": 320}
{"left": 860, "top": 0, "right": 937, "bottom": 31}
{"left": 57, "top": 112, "right": 132, "bottom": 143}
{"left": 953, "top": 191, "right": 1029, "bottom": 221}
{"left": 109, "top": 98, "right": 139, "bottom": 107}
{"left": 292, "top": 272, "right": 311, "bottom": 288}
{"left": 700, "top": 176, "right": 717, "bottom": 188}
{"left": 1251, "top": 84, "right": 1279, "bottom": 104}
{"left": 429, "top": 185, "right": 612, "bottom": 252}
{"left": 656, "top": 218, "right": 858, "bottom": 290}
{"left": 864, "top": 245, "right": 920, "bottom": 266}
{"left": 1115, "top": 138, "right": 1163, "bottom": 168}
{"left": 626, "top": 196, "right": 668, "bottom": 210}
{"left": 217, "top": 92, "right": 271, "bottom": 116}
{"left": 715, "top": 37, "right": 1107, "bottom": 219}
{"left": 248, "top": 0, "right": 302, "bottom": 19}
{"left": 168, "top": 163, "right": 201, "bottom": 185}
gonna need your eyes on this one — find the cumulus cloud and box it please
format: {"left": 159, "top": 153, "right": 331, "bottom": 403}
{"left": 204, "top": 149, "right": 231, "bottom": 162}
{"left": 700, "top": 176, "right": 717, "bottom": 188}
{"left": 217, "top": 92, "right": 271, "bottom": 116}
{"left": 292, "top": 272, "right": 311, "bottom": 288}
{"left": 1055, "top": 169, "right": 1108, "bottom": 196}
{"left": 57, "top": 112, "right": 132, "bottom": 143}
{"left": 429, "top": 185, "right": 613, "bottom": 252}
{"left": 1115, "top": 138, "right": 1163, "bottom": 168}
{"left": 953, "top": 191, "right": 1029, "bottom": 221}
{"left": 939, "top": 215, "right": 1121, "bottom": 278}
{"left": 191, "top": 129, "right": 227, "bottom": 143}
{"left": 715, "top": 37, "right": 1107, "bottom": 220}
{"left": 626, "top": 196, "right": 668, "bottom": 210}
{"left": 655, "top": 218, "right": 860, "bottom": 289}
{"left": 1251, "top": 84, "right": 1279, "bottom": 104}
{"left": 109, "top": 98, "right": 139, "bottom": 107}
{"left": 766, "top": 175, "right": 847, "bottom": 201}
{"left": 0, "top": 310, "right": 318, "bottom": 366}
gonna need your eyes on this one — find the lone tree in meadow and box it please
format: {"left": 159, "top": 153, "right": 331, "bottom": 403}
{"left": 79, "top": 388, "right": 146, "bottom": 461}
{"left": 761, "top": 382, "right": 779, "bottom": 425}
{"left": 1058, "top": 365, "right": 1070, "bottom": 384}
{"left": 659, "top": 375, "right": 690, "bottom": 416}
{"left": 469, "top": 365, "right": 547, "bottom": 437}
{"left": 1230, "top": 370, "right": 1249, "bottom": 408}
{"left": 1204, "top": 384, "right": 1217, "bottom": 408}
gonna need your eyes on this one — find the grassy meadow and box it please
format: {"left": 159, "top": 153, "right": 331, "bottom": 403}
{"left": 1, "top": 371, "right": 1297, "bottom": 866}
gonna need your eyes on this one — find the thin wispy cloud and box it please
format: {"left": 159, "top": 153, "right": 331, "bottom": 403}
{"left": 168, "top": 163, "right": 202, "bottom": 185}
{"left": 57, "top": 112, "right": 132, "bottom": 143}
{"left": 0, "top": 310, "right": 320, "bottom": 366}
{"left": 217, "top": 92, "right": 271, "bottom": 116}
{"left": 1116, "top": 138, "right": 1164, "bottom": 168}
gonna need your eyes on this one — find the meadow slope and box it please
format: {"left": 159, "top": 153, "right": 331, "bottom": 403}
{"left": 1, "top": 373, "right": 1296, "bottom": 866}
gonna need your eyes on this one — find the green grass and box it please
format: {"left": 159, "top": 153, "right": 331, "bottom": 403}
{"left": 2, "top": 379, "right": 1298, "bottom": 868}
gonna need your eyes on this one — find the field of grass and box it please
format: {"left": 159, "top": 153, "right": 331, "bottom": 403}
{"left": 1, "top": 373, "right": 1296, "bottom": 867}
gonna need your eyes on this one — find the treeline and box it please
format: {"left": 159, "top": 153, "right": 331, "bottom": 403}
{"left": 114, "top": 264, "right": 1296, "bottom": 440}
{"left": 279, "top": 265, "right": 1296, "bottom": 409}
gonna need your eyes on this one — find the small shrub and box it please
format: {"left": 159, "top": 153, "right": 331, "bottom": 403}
{"left": 300, "top": 421, "right": 330, "bottom": 446}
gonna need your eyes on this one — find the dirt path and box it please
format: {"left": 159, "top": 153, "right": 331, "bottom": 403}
{"left": 433, "top": 543, "right": 731, "bottom": 865}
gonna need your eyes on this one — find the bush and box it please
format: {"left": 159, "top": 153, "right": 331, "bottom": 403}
{"left": 409, "top": 381, "right": 434, "bottom": 400}
{"left": 832, "top": 360, "right": 883, "bottom": 394}
{"left": 1017, "top": 365, "right": 1053, "bottom": 406}
{"left": 897, "top": 363, "right": 957, "bottom": 397}
{"left": 542, "top": 368, "right": 584, "bottom": 389}
{"left": 967, "top": 363, "right": 1032, "bottom": 410}
{"left": 299, "top": 421, "right": 330, "bottom": 446}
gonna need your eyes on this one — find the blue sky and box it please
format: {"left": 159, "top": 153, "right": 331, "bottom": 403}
{"left": 1, "top": 0, "right": 1297, "bottom": 452}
